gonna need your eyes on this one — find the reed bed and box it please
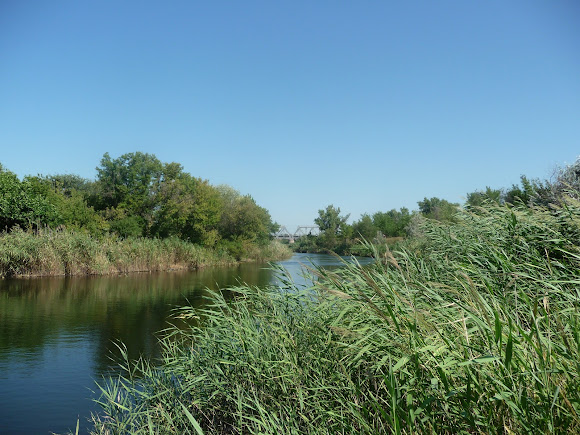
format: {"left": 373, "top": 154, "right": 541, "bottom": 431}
{"left": 90, "top": 198, "right": 580, "bottom": 434}
{"left": 0, "top": 228, "right": 237, "bottom": 277}
{"left": 242, "top": 239, "right": 293, "bottom": 262}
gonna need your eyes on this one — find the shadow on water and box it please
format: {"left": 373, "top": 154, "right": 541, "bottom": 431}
{"left": 0, "top": 253, "right": 371, "bottom": 434}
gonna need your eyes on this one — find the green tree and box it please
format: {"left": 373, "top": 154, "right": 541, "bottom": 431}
{"left": 93, "top": 152, "right": 164, "bottom": 235}
{"left": 315, "top": 205, "right": 350, "bottom": 235}
{"left": 219, "top": 187, "right": 275, "bottom": 244}
{"left": 55, "top": 190, "right": 108, "bottom": 234}
{"left": 314, "top": 205, "right": 350, "bottom": 250}
{"left": 466, "top": 187, "right": 502, "bottom": 208}
{"left": 0, "top": 169, "right": 58, "bottom": 230}
{"left": 503, "top": 175, "right": 552, "bottom": 206}
{"left": 417, "top": 197, "right": 459, "bottom": 222}
{"left": 25, "top": 175, "right": 106, "bottom": 234}
{"left": 151, "top": 174, "right": 197, "bottom": 239}
{"left": 186, "top": 179, "right": 223, "bottom": 246}
{"left": 92, "top": 153, "right": 237, "bottom": 243}
{"left": 372, "top": 208, "right": 411, "bottom": 237}
{"left": 351, "top": 214, "right": 377, "bottom": 240}
{"left": 43, "top": 174, "right": 93, "bottom": 197}
{"left": 152, "top": 174, "right": 223, "bottom": 246}
{"left": 108, "top": 213, "right": 144, "bottom": 238}
{"left": 215, "top": 186, "right": 277, "bottom": 258}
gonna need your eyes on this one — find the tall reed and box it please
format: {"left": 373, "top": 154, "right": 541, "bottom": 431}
{"left": 88, "top": 198, "right": 580, "bottom": 434}
{"left": 0, "top": 228, "right": 239, "bottom": 277}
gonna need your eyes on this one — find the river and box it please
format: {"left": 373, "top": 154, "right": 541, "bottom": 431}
{"left": 0, "top": 253, "right": 372, "bottom": 434}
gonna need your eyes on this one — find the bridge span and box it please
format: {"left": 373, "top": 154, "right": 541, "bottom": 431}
{"left": 273, "top": 225, "right": 320, "bottom": 242}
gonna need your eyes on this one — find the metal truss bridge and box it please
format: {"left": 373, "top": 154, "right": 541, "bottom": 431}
{"left": 273, "top": 225, "right": 320, "bottom": 242}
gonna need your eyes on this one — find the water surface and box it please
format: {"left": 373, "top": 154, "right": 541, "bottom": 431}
{"left": 0, "top": 253, "right": 371, "bottom": 434}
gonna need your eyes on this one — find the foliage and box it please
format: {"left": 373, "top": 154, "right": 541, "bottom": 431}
{"left": 0, "top": 153, "right": 287, "bottom": 276}
{"left": 87, "top": 153, "right": 277, "bottom": 247}
{"left": 466, "top": 164, "right": 580, "bottom": 210}
{"left": 465, "top": 186, "right": 502, "bottom": 208}
{"left": 94, "top": 151, "right": 163, "bottom": 211}
{"left": 92, "top": 152, "right": 164, "bottom": 235}
{"left": 150, "top": 174, "right": 223, "bottom": 246}
{"left": 42, "top": 173, "right": 94, "bottom": 196}
{"left": 186, "top": 179, "right": 223, "bottom": 246}
{"left": 90, "top": 196, "right": 580, "bottom": 434}
{"left": 218, "top": 186, "right": 277, "bottom": 245}
{"left": 417, "top": 196, "right": 459, "bottom": 222}
{"left": 351, "top": 213, "right": 376, "bottom": 239}
{"left": 503, "top": 175, "right": 553, "bottom": 207}
{"left": 24, "top": 175, "right": 107, "bottom": 234}
{"left": 372, "top": 208, "right": 411, "bottom": 237}
{"left": 314, "top": 204, "right": 350, "bottom": 234}
{"left": 290, "top": 234, "right": 319, "bottom": 253}
{"left": 108, "top": 214, "right": 145, "bottom": 239}
{"left": 314, "top": 204, "right": 351, "bottom": 251}
{"left": 0, "top": 169, "right": 59, "bottom": 230}
{"left": 150, "top": 174, "right": 197, "bottom": 239}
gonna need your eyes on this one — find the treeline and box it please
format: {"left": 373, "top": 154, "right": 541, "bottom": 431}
{"left": 294, "top": 159, "right": 580, "bottom": 254}
{"left": 0, "top": 152, "right": 289, "bottom": 276}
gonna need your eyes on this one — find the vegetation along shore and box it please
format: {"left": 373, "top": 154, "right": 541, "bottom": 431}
{"left": 3, "top": 152, "right": 580, "bottom": 432}
{"left": 85, "top": 159, "right": 580, "bottom": 433}
{"left": 0, "top": 152, "right": 291, "bottom": 278}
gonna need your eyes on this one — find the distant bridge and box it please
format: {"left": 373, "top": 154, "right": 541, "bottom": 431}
{"left": 274, "top": 225, "right": 320, "bottom": 242}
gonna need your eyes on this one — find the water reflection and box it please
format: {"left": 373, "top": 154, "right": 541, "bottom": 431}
{"left": 0, "top": 253, "right": 371, "bottom": 434}
{"left": 0, "top": 265, "right": 275, "bottom": 376}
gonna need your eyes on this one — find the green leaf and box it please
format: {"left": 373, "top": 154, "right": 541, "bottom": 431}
{"left": 180, "top": 402, "right": 205, "bottom": 435}
{"left": 494, "top": 311, "right": 502, "bottom": 346}
{"left": 473, "top": 355, "right": 499, "bottom": 364}
{"left": 392, "top": 356, "right": 410, "bottom": 372}
{"left": 505, "top": 332, "right": 513, "bottom": 370}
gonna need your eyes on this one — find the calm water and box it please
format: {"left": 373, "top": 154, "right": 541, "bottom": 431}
{"left": 0, "top": 253, "right": 371, "bottom": 434}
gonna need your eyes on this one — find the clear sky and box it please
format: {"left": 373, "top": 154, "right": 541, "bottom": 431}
{"left": 1, "top": 1, "right": 579, "bottom": 230}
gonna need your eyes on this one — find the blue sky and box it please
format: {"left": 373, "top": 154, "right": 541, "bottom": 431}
{"left": 1, "top": 1, "right": 579, "bottom": 230}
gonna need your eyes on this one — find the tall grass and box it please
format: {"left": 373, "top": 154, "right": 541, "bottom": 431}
{"left": 89, "top": 198, "right": 580, "bottom": 434}
{"left": 243, "top": 239, "right": 294, "bottom": 262}
{"left": 0, "top": 228, "right": 292, "bottom": 278}
{"left": 0, "top": 228, "right": 228, "bottom": 277}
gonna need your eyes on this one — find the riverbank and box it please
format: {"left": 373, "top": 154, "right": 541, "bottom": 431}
{"left": 290, "top": 236, "right": 405, "bottom": 256}
{"left": 0, "top": 228, "right": 292, "bottom": 278}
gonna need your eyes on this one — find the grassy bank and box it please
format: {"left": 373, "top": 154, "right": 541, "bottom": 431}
{"left": 0, "top": 228, "right": 291, "bottom": 278}
{"left": 89, "top": 197, "right": 580, "bottom": 434}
